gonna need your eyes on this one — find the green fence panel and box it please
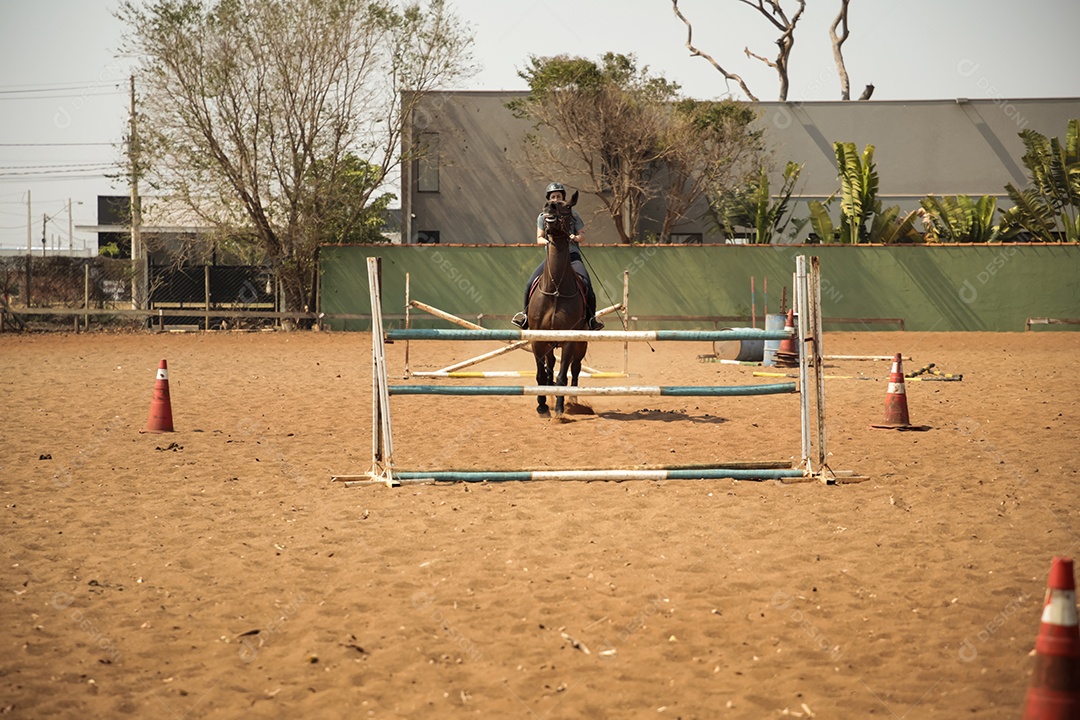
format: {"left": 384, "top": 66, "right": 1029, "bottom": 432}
{"left": 319, "top": 244, "right": 1080, "bottom": 332}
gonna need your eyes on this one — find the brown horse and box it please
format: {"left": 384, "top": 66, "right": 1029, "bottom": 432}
{"left": 527, "top": 191, "right": 589, "bottom": 418}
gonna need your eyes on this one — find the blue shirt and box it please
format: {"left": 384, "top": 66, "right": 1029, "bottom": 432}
{"left": 537, "top": 209, "right": 585, "bottom": 253}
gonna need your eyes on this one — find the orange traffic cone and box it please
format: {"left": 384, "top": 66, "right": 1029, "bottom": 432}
{"left": 142, "top": 359, "right": 174, "bottom": 433}
{"left": 1023, "top": 557, "right": 1080, "bottom": 719}
{"left": 773, "top": 309, "right": 799, "bottom": 368}
{"left": 871, "top": 353, "right": 929, "bottom": 431}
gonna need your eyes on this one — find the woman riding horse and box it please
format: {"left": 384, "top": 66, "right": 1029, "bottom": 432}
{"left": 512, "top": 182, "right": 603, "bottom": 331}
{"left": 524, "top": 189, "right": 593, "bottom": 417}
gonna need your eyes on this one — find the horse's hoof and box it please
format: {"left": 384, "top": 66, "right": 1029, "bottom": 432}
{"left": 537, "top": 406, "right": 550, "bottom": 417}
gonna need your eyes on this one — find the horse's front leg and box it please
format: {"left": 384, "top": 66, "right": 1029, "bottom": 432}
{"left": 570, "top": 343, "right": 584, "bottom": 389}
{"left": 554, "top": 345, "right": 571, "bottom": 417}
{"left": 534, "top": 344, "right": 552, "bottom": 417}
{"left": 559, "top": 343, "right": 585, "bottom": 417}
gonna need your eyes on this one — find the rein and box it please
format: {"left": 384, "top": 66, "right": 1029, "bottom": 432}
{"left": 539, "top": 207, "right": 580, "bottom": 299}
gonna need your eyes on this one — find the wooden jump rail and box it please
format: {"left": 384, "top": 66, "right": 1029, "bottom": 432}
{"left": 1026, "top": 317, "right": 1080, "bottom": 331}
{"left": 403, "top": 271, "right": 630, "bottom": 379}
{"left": 332, "top": 255, "right": 837, "bottom": 487}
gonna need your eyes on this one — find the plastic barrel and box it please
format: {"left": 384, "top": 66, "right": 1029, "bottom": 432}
{"left": 714, "top": 329, "right": 766, "bottom": 362}
{"left": 762, "top": 313, "right": 787, "bottom": 367}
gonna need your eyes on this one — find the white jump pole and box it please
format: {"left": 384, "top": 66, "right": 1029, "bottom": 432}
{"left": 404, "top": 272, "right": 411, "bottom": 378}
{"left": 796, "top": 257, "right": 811, "bottom": 470}
{"left": 810, "top": 256, "right": 827, "bottom": 470}
{"left": 368, "top": 257, "right": 396, "bottom": 486}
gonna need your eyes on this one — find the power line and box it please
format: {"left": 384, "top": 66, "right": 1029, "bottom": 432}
{"left": 0, "top": 81, "right": 122, "bottom": 92}
{"left": 0, "top": 163, "right": 118, "bottom": 170}
{"left": 0, "top": 165, "right": 119, "bottom": 177}
{"left": 0, "top": 142, "right": 116, "bottom": 147}
{"left": 0, "top": 173, "right": 117, "bottom": 182}
{"left": 0, "top": 90, "right": 126, "bottom": 101}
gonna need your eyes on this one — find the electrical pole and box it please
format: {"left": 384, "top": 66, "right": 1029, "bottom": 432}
{"left": 41, "top": 213, "right": 47, "bottom": 258}
{"left": 129, "top": 75, "right": 146, "bottom": 310}
{"left": 68, "top": 198, "right": 74, "bottom": 255}
{"left": 26, "top": 190, "right": 31, "bottom": 256}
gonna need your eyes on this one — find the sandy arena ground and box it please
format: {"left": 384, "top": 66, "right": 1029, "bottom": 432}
{"left": 1, "top": 328, "right": 1078, "bottom": 718}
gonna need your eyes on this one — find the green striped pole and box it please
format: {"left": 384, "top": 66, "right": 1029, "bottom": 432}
{"left": 342, "top": 467, "right": 806, "bottom": 486}
{"left": 388, "top": 383, "right": 796, "bottom": 397}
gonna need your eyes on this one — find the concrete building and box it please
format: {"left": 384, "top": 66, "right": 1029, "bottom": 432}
{"left": 401, "top": 93, "right": 1080, "bottom": 246}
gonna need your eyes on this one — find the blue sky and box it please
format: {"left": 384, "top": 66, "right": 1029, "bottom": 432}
{"left": 1, "top": 0, "right": 1077, "bottom": 251}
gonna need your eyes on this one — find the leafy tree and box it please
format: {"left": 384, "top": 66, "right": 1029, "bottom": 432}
{"left": 999, "top": 119, "right": 1080, "bottom": 242}
{"left": 118, "top": 0, "right": 474, "bottom": 314}
{"left": 509, "top": 53, "right": 676, "bottom": 244}
{"left": 656, "top": 99, "right": 767, "bottom": 243}
{"left": 510, "top": 54, "right": 765, "bottom": 243}
{"left": 307, "top": 154, "right": 396, "bottom": 245}
{"left": 919, "top": 195, "right": 1000, "bottom": 243}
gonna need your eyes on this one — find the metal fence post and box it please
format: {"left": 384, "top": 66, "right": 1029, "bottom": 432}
{"left": 204, "top": 264, "right": 211, "bottom": 331}
{"left": 83, "top": 263, "right": 90, "bottom": 332}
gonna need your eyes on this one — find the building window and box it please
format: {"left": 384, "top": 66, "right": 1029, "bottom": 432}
{"left": 417, "top": 132, "right": 439, "bottom": 192}
{"left": 417, "top": 230, "right": 440, "bottom": 244}
{"left": 672, "top": 233, "right": 703, "bottom": 245}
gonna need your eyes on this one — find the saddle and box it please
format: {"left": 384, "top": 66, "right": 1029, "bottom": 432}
{"left": 527, "top": 272, "right": 588, "bottom": 307}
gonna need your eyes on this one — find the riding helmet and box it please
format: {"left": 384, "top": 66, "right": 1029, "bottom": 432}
{"left": 545, "top": 181, "right": 566, "bottom": 198}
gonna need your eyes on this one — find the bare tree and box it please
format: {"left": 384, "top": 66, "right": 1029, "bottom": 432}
{"left": 672, "top": 0, "right": 806, "bottom": 101}
{"left": 118, "top": 0, "right": 474, "bottom": 314}
{"left": 830, "top": 0, "right": 852, "bottom": 100}
{"left": 672, "top": 0, "right": 758, "bottom": 101}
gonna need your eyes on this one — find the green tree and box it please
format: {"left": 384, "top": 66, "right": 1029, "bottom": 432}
{"left": 657, "top": 99, "right": 766, "bottom": 243}
{"left": 510, "top": 54, "right": 765, "bottom": 244}
{"left": 509, "top": 53, "right": 677, "bottom": 243}
{"left": 999, "top": 119, "right": 1080, "bottom": 242}
{"left": 306, "top": 154, "right": 396, "bottom": 245}
{"left": 118, "top": 0, "right": 474, "bottom": 314}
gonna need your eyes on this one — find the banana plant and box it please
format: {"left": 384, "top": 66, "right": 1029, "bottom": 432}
{"left": 999, "top": 119, "right": 1080, "bottom": 242}
{"left": 835, "top": 142, "right": 878, "bottom": 244}
{"left": 710, "top": 162, "right": 803, "bottom": 244}
{"left": 808, "top": 194, "right": 918, "bottom": 244}
{"left": 806, "top": 141, "right": 918, "bottom": 244}
{"left": 919, "top": 195, "right": 1000, "bottom": 243}
{"left": 869, "top": 202, "right": 921, "bottom": 244}
{"left": 807, "top": 195, "right": 837, "bottom": 243}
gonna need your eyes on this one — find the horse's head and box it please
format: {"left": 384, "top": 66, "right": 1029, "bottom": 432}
{"left": 542, "top": 190, "right": 579, "bottom": 242}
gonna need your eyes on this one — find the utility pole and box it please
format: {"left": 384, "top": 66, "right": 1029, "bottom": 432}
{"left": 129, "top": 75, "right": 146, "bottom": 310}
{"left": 41, "top": 213, "right": 47, "bottom": 258}
{"left": 22, "top": 191, "right": 32, "bottom": 307}
{"left": 68, "top": 199, "right": 74, "bottom": 255}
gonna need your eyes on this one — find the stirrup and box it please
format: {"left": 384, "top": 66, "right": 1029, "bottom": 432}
{"left": 588, "top": 318, "right": 604, "bottom": 331}
{"left": 511, "top": 312, "right": 528, "bottom": 329}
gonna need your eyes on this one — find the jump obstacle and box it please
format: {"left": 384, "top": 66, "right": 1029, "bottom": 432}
{"left": 403, "top": 271, "right": 630, "bottom": 379}
{"left": 332, "top": 255, "right": 834, "bottom": 487}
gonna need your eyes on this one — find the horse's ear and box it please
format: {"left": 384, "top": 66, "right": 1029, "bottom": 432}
{"left": 569, "top": 190, "right": 578, "bottom": 207}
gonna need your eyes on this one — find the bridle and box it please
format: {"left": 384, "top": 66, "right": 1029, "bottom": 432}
{"left": 539, "top": 200, "right": 580, "bottom": 299}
